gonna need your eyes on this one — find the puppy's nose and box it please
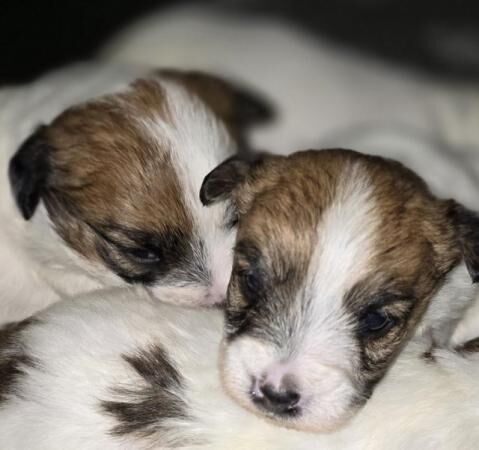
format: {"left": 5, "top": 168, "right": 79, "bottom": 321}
{"left": 254, "top": 382, "right": 300, "bottom": 416}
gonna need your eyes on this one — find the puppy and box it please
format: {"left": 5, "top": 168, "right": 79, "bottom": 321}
{"left": 0, "top": 288, "right": 478, "bottom": 449}
{"left": 0, "top": 66, "right": 271, "bottom": 322}
{"left": 200, "top": 148, "right": 479, "bottom": 432}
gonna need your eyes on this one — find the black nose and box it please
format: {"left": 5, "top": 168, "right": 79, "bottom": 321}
{"left": 254, "top": 383, "right": 300, "bottom": 416}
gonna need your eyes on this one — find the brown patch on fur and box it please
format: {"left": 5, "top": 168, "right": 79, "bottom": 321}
{"left": 0, "top": 319, "right": 36, "bottom": 403}
{"left": 366, "top": 155, "right": 459, "bottom": 305}
{"left": 41, "top": 78, "right": 193, "bottom": 266}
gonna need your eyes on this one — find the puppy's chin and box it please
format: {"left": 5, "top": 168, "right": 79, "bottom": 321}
{"left": 246, "top": 409, "right": 356, "bottom": 435}
{"left": 148, "top": 284, "right": 225, "bottom": 307}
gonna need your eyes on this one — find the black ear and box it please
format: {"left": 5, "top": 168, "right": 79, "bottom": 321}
{"left": 224, "top": 82, "right": 274, "bottom": 128}
{"left": 200, "top": 156, "right": 252, "bottom": 206}
{"left": 200, "top": 149, "right": 271, "bottom": 206}
{"left": 450, "top": 202, "right": 479, "bottom": 283}
{"left": 8, "top": 126, "right": 51, "bottom": 220}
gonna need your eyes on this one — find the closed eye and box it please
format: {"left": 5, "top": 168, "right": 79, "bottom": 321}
{"left": 125, "top": 247, "right": 161, "bottom": 264}
{"left": 86, "top": 222, "right": 164, "bottom": 265}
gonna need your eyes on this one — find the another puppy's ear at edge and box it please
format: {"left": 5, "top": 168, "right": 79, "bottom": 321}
{"left": 157, "top": 69, "right": 275, "bottom": 129}
{"left": 448, "top": 200, "right": 479, "bottom": 283}
{"left": 221, "top": 80, "right": 274, "bottom": 128}
{"left": 8, "top": 125, "right": 51, "bottom": 220}
{"left": 200, "top": 152, "right": 266, "bottom": 207}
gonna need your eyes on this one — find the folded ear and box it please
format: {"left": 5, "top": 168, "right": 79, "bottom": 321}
{"left": 201, "top": 147, "right": 275, "bottom": 206}
{"left": 8, "top": 126, "right": 51, "bottom": 220}
{"left": 158, "top": 69, "right": 274, "bottom": 140}
{"left": 200, "top": 155, "right": 254, "bottom": 206}
{"left": 449, "top": 201, "right": 479, "bottom": 283}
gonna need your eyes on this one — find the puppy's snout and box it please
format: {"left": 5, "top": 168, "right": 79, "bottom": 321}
{"left": 251, "top": 378, "right": 301, "bottom": 417}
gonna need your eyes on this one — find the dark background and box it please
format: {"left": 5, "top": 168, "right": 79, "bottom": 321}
{"left": 2, "top": 0, "right": 479, "bottom": 85}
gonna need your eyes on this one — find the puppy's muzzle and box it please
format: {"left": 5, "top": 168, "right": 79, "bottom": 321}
{"left": 251, "top": 378, "right": 301, "bottom": 417}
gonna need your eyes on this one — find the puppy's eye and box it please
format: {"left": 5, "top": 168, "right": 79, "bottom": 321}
{"left": 126, "top": 248, "right": 160, "bottom": 264}
{"left": 240, "top": 269, "right": 263, "bottom": 296}
{"left": 359, "top": 310, "right": 393, "bottom": 337}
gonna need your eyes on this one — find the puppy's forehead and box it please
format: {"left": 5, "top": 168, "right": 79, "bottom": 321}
{"left": 238, "top": 150, "right": 456, "bottom": 294}
{"left": 45, "top": 78, "right": 191, "bottom": 232}
{"left": 236, "top": 153, "right": 339, "bottom": 274}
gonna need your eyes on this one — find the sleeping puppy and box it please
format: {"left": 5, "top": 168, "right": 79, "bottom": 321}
{"left": 1, "top": 67, "right": 271, "bottom": 322}
{"left": 200, "top": 148, "right": 479, "bottom": 432}
{"left": 0, "top": 288, "right": 478, "bottom": 449}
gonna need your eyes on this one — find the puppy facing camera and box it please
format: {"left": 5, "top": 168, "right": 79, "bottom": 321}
{"left": 2, "top": 68, "right": 273, "bottom": 322}
{"left": 201, "top": 148, "right": 479, "bottom": 432}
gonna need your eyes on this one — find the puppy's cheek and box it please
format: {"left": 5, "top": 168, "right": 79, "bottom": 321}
{"left": 282, "top": 378, "right": 359, "bottom": 433}
{"left": 292, "top": 395, "right": 360, "bottom": 433}
{"left": 155, "top": 275, "right": 236, "bottom": 308}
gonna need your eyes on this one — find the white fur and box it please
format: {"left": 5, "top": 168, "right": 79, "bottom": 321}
{"left": 0, "top": 64, "right": 235, "bottom": 322}
{"left": 1, "top": 289, "right": 478, "bottom": 449}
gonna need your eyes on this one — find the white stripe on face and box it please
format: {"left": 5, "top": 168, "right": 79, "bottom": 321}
{"left": 140, "top": 80, "right": 237, "bottom": 305}
{"left": 297, "top": 162, "right": 378, "bottom": 367}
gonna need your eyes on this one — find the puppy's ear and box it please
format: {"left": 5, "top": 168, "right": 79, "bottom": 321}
{"left": 449, "top": 201, "right": 479, "bottom": 282}
{"left": 9, "top": 126, "right": 51, "bottom": 220}
{"left": 158, "top": 69, "right": 274, "bottom": 134}
{"left": 200, "top": 153, "right": 272, "bottom": 206}
{"left": 200, "top": 155, "right": 254, "bottom": 206}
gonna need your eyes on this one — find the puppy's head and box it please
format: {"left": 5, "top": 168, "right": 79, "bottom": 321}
{"left": 201, "top": 149, "right": 479, "bottom": 430}
{"left": 9, "top": 70, "right": 272, "bottom": 306}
